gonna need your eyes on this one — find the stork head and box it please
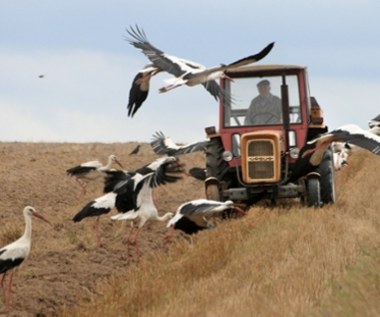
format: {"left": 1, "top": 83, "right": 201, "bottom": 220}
{"left": 109, "top": 154, "right": 124, "bottom": 169}
{"left": 24, "top": 206, "right": 51, "bottom": 225}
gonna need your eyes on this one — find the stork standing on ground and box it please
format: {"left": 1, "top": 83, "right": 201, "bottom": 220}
{"left": 66, "top": 154, "right": 123, "bottom": 195}
{"left": 126, "top": 25, "right": 275, "bottom": 117}
{"left": 0, "top": 206, "right": 50, "bottom": 310}
{"left": 72, "top": 156, "right": 184, "bottom": 254}
{"left": 165, "top": 199, "right": 246, "bottom": 241}
{"left": 288, "top": 124, "right": 380, "bottom": 182}
{"left": 110, "top": 156, "right": 184, "bottom": 263}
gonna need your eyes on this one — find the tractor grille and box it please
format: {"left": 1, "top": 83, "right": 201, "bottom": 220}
{"left": 247, "top": 140, "right": 274, "bottom": 179}
{"left": 240, "top": 131, "right": 281, "bottom": 184}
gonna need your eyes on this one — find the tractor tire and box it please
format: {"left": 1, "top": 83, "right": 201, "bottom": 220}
{"left": 306, "top": 177, "right": 321, "bottom": 207}
{"left": 205, "top": 137, "right": 230, "bottom": 201}
{"left": 205, "top": 180, "right": 221, "bottom": 201}
{"left": 317, "top": 148, "right": 336, "bottom": 205}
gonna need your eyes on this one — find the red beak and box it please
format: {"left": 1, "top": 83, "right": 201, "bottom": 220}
{"left": 33, "top": 212, "right": 52, "bottom": 225}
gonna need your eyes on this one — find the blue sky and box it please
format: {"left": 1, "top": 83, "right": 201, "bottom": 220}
{"left": 0, "top": 1, "right": 379, "bottom": 143}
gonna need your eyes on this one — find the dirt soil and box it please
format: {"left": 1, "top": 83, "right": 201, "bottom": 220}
{"left": 0, "top": 142, "right": 205, "bottom": 316}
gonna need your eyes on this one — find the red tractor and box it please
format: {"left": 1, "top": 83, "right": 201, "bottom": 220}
{"left": 204, "top": 64, "right": 335, "bottom": 207}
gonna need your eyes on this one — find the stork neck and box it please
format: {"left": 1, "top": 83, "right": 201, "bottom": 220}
{"left": 104, "top": 157, "right": 114, "bottom": 169}
{"left": 23, "top": 213, "right": 33, "bottom": 242}
{"left": 155, "top": 213, "right": 173, "bottom": 222}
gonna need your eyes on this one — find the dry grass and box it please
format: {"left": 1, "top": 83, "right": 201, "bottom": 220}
{"left": 60, "top": 149, "right": 380, "bottom": 317}
{"left": 1, "top": 142, "right": 379, "bottom": 317}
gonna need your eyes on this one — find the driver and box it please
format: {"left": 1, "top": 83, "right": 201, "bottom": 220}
{"left": 244, "top": 79, "right": 282, "bottom": 125}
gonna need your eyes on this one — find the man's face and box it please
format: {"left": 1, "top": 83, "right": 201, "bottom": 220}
{"left": 258, "top": 84, "right": 270, "bottom": 96}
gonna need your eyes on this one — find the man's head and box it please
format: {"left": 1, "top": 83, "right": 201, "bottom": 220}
{"left": 257, "top": 79, "right": 271, "bottom": 96}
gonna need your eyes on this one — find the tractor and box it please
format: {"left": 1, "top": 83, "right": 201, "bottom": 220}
{"left": 204, "top": 64, "right": 335, "bottom": 207}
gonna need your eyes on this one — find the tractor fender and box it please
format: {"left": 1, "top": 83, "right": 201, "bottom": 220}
{"left": 305, "top": 171, "right": 321, "bottom": 179}
{"left": 205, "top": 176, "right": 220, "bottom": 187}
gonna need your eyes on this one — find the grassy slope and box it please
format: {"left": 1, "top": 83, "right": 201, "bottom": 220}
{"left": 61, "top": 149, "right": 380, "bottom": 317}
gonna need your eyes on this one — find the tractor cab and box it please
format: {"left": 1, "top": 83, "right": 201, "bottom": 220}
{"left": 204, "top": 64, "right": 332, "bottom": 206}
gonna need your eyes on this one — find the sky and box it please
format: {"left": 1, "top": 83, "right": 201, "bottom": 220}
{"left": 0, "top": 0, "right": 379, "bottom": 143}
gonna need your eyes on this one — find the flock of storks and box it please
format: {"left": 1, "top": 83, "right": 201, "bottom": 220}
{"left": 1, "top": 24, "right": 380, "bottom": 311}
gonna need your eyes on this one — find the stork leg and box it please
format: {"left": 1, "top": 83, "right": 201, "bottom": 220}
{"left": 159, "top": 83, "right": 181, "bottom": 93}
{"left": 93, "top": 217, "right": 103, "bottom": 247}
{"left": 125, "top": 226, "right": 135, "bottom": 264}
{"left": 0, "top": 272, "right": 6, "bottom": 288}
{"left": 75, "top": 178, "right": 87, "bottom": 196}
{"left": 1, "top": 272, "right": 6, "bottom": 307}
{"left": 5, "top": 270, "right": 15, "bottom": 310}
{"left": 134, "top": 228, "right": 142, "bottom": 264}
{"left": 164, "top": 226, "right": 175, "bottom": 244}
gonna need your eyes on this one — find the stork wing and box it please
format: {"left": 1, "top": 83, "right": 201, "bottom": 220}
{"left": 310, "top": 124, "right": 380, "bottom": 155}
{"left": 148, "top": 156, "right": 184, "bottom": 187}
{"left": 126, "top": 25, "right": 200, "bottom": 77}
{"left": 150, "top": 131, "right": 208, "bottom": 156}
{"left": 103, "top": 170, "right": 131, "bottom": 193}
{"left": 72, "top": 193, "right": 116, "bottom": 222}
{"left": 179, "top": 199, "right": 227, "bottom": 217}
{"left": 226, "top": 42, "right": 275, "bottom": 67}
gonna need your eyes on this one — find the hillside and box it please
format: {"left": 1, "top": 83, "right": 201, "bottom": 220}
{"left": 0, "top": 142, "right": 380, "bottom": 316}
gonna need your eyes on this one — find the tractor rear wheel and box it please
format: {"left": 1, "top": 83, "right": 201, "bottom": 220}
{"left": 317, "top": 148, "right": 336, "bottom": 204}
{"left": 205, "top": 137, "right": 229, "bottom": 201}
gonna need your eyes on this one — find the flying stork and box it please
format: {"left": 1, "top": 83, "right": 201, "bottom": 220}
{"left": 288, "top": 124, "right": 380, "bottom": 182}
{"left": 150, "top": 131, "right": 208, "bottom": 156}
{"left": 0, "top": 206, "right": 50, "bottom": 310}
{"left": 72, "top": 156, "right": 184, "bottom": 254}
{"left": 126, "top": 25, "right": 275, "bottom": 117}
{"left": 165, "top": 199, "right": 246, "bottom": 241}
{"left": 66, "top": 154, "right": 123, "bottom": 195}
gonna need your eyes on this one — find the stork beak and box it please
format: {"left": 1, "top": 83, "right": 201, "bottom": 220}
{"left": 233, "top": 206, "right": 246, "bottom": 216}
{"left": 33, "top": 212, "right": 52, "bottom": 225}
{"left": 115, "top": 159, "right": 124, "bottom": 169}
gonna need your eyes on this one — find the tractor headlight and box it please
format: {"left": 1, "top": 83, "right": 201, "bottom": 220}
{"left": 289, "top": 147, "right": 300, "bottom": 159}
{"left": 222, "top": 151, "right": 233, "bottom": 162}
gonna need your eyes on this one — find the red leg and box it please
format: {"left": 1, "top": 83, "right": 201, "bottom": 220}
{"left": 164, "top": 227, "right": 175, "bottom": 244}
{"left": 93, "top": 217, "right": 103, "bottom": 247}
{"left": 134, "top": 228, "right": 142, "bottom": 264}
{"left": 5, "top": 270, "right": 15, "bottom": 310}
{"left": 75, "top": 178, "right": 87, "bottom": 196}
{"left": 0, "top": 272, "right": 6, "bottom": 288}
{"left": 125, "top": 227, "right": 135, "bottom": 264}
{"left": 1, "top": 272, "right": 6, "bottom": 307}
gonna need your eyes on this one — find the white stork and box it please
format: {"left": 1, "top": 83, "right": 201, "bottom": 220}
{"left": 0, "top": 206, "right": 50, "bottom": 309}
{"left": 150, "top": 131, "right": 208, "bottom": 156}
{"left": 289, "top": 124, "right": 380, "bottom": 182}
{"left": 72, "top": 156, "right": 184, "bottom": 255}
{"left": 110, "top": 156, "right": 184, "bottom": 263}
{"left": 369, "top": 114, "right": 380, "bottom": 136}
{"left": 126, "top": 25, "right": 274, "bottom": 117}
{"left": 66, "top": 154, "right": 123, "bottom": 195}
{"left": 127, "top": 65, "right": 161, "bottom": 117}
{"left": 165, "top": 199, "right": 246, "bottom": 241}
